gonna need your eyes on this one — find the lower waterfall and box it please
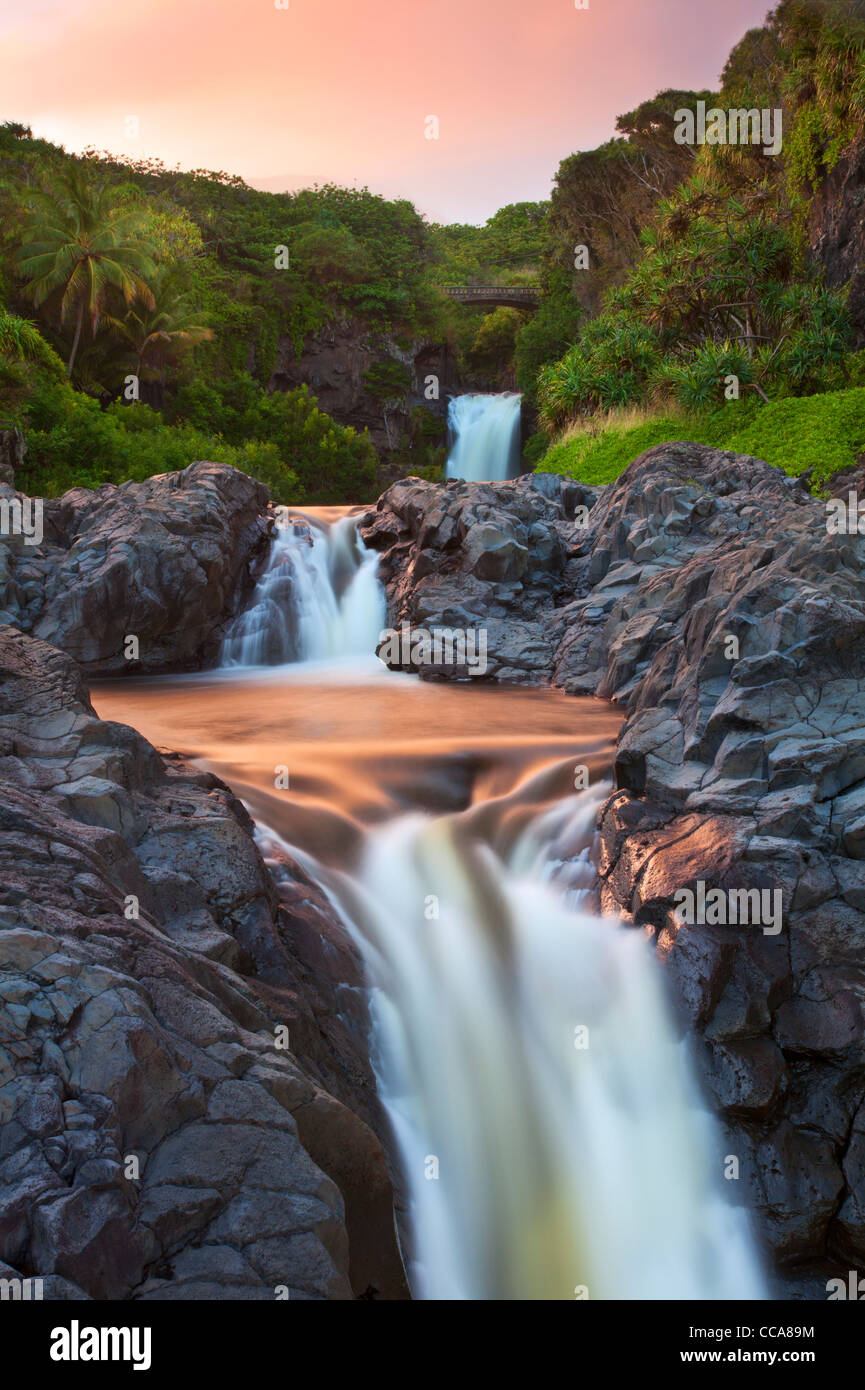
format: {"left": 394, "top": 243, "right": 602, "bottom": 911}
{"left": 220, "top": 506, "right": 385, "bottom": 667}
{"left": 96, "top": 500, "right": 767, "bottom": 1302}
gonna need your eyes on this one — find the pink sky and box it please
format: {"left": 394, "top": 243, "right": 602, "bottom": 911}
{"left": 0, "top": 0, "right": 773, "bottom": 223}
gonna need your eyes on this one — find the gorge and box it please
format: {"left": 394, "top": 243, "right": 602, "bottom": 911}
{"left": 2, "top": 405, "right": 865, "bottom": 1301}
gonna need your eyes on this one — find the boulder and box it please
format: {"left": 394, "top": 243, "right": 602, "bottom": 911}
{"left": 0, "top": 462, "right": 271, "bottom": 675}
{"left": 0, "top": 627, "right": 407, "bottom": 1301}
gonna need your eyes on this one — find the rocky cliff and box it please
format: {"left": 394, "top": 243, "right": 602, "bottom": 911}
{"left": 0, "top": 627, "right": 407, "bottom": 1300}
{"left": 809, "top": 135, "right": 865, "bottom": 348}
{"left": 362, "top": 445, "right": 865, "bottom": 1285}
{"left": 269, "top": 316, "right": 459, "bottom": 456}
{"left": 0, "top": 428, "right": 25, "bottom": 487}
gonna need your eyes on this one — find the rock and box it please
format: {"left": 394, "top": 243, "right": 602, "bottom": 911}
{"left": 361, "top": 472, "right": 587, "bottom": 681}
{"left": 0, "top": 462, "right": 271, "bottom": 675}
{"left": 0, "top": 627, "right": 407, "bottom": 1301}
{"left": 809, "top": 134, "right": 865, "bottom": 346}
{"left": 268, "top": 317, "right": 462, "bottom": 457}
{"left": 463, "top": 520, "right": 528, "bottom": 581}
{"left": 372, "top": 441, "right": 865, "bottom": 1278}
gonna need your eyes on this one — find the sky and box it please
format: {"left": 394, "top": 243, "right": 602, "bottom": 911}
{"left": 0, "top": 0, "right": 775, "bottom": 225}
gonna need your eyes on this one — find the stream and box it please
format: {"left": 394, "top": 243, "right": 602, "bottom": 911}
{"left": 91, "top": 398, "right": 767, "bottom": 1301}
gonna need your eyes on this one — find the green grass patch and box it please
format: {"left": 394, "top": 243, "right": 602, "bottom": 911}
{"left": 537, "top": 388, "right": 865, "bottom": 488}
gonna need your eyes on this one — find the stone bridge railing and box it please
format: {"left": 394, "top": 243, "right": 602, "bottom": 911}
{"left": 442, "top": 285, "right": 541, "bottom": 309}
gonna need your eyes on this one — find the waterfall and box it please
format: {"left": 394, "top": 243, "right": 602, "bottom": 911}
{"left": 255, "top": 775, "right": 767, "bottom": 1302}
{"left": 446, "top": 393, "right": 522, "bottom": 483}
{"left": 154, "top": 468, "right": 767, "bottom": 1300}
{"left": 220, "top": 506, "right": 385, "bottom": 667}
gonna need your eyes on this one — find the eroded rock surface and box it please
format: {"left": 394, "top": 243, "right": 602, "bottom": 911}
{"left": 0, "top": 462, "right": 270, "bottom": 676}
{"left": 363, "top": 442, "right": 865, "bottom": 1283}
{"left": 362, "top": 472, "right": 594, "bottom": 680}
{"left": 0, "top": 627, "right": 406, "bottom": 1300}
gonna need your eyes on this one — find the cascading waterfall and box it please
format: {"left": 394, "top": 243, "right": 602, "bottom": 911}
{"left": 255, "top": 772, "right": 766, "bottom": 1302}
{"left": 446, "top": 393, "right": 522, "bottom": 482}
{"left": 220, "top": 506, "right": 385, "bottom": 667}
{"left": 107, "top": 436, "right": 767, "bottom": 1300}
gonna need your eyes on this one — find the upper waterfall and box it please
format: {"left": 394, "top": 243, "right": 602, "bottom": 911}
{"left": 220, "top": 506, "right": 385, "bottom": 668}
{"left": 446, "top": 393, "right": 522, "bottom": 483}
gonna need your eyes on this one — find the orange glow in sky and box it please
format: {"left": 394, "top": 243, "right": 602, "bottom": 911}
{"left": 0, "top": 0, "right": 773, "bottom": 222}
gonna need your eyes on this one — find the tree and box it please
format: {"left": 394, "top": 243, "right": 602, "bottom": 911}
{"left": 108, "top": 266, "right": 213, "bottom": 384}
{"left": 290, "top": 222, "right": 374, "bottom": 286}
{"left": 17, "top": 165, "right": 156, "bottom": 378}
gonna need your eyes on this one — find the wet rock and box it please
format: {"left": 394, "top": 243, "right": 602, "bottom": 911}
{"left": 0, "top": 462, "right": 271, "bottom": 675}
{"left": 376, "top": 442, "right": 865, "bottom": 1279}
{"left": 0, "top": 627, "right": 407, "bottom": 1301}
{"left": 361, "top": 472, "right": 583, "bottom": 682}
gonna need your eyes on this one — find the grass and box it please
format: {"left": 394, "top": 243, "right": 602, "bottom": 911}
{"left": 535, "top": 388, "right": 865, "bottom": 488}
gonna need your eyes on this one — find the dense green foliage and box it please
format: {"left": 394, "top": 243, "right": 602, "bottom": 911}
{"left": 425, "top": 202, "right": 548, "bottom": 383}
{"left": 2, "top": 1, "right": 864, "bottom": 505}
{"left": 538, "top": 385, "right": 865, "bottom": 487}
{"left": 526, "top": 0, "right": 865, "bottom": 466}
{"left": 0, "top": 306, "right": 374, "bottom": 503}
{"left": 0, "top": 123, "right": 550, "bottom": 497}
{"left": 0, "top": 127, "right": 432, "bottom": 500}
{"left": 514, "top": 89, "right": 709, "bottom": 390}
{"left": 427, "top": 203, "right": 548, "bottom": 287}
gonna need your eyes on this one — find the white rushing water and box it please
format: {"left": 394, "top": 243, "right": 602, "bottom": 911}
{"left": 220, "top": 506, "right": 385, "bottom": 667}
{"left": 446, "top": 393, "right": 522, "bottom": 482}
{"left": 215, "top": 464, "right": 765, "bottom": 1300}
{"left": 256, "top": 775, "right": 766, "bottom": 1302}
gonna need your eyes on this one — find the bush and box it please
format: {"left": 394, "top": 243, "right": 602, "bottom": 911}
{"left": 172, "top": 374, "right": 378, "bottom": 502}
{"left": 541, "top": 415, "right": 694, "bottom": 486}
{"left": 522, "top": 431, "right": 549, "bottom": 469}
{"left": 18, "top": 380, "right": 284, "bottom": 497}
{"left": 723, "top": 388, "right": 865, "bottom": 483}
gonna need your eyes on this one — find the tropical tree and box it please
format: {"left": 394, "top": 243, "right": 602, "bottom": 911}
{"left": 108, "top": 266, "right": 213, "bottom": 383}
{"left": 17, "top": 165, "right": 156, "bottom": 378}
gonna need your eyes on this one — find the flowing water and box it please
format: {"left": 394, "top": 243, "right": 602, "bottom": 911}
{"left": 92, "top": 510, "right": 766, "bottom": 1301}
{"left": 446, "top": 393, "right": 522, "bottom": 482}
{"left": 220, "top": 506, "right": 385, "bottom": 667}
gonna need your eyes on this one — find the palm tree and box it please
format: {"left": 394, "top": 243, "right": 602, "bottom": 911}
{"left": 109, "top": 266, "right": 213, "bottom": 384}
{"left": 17, "top": 165, "right": 156, "bottom": 378}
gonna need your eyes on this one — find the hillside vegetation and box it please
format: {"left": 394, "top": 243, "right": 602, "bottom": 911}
{"left": 2, "top": 1, "right": 864, "bottom": 502}
{"left": 525, "top": 0, "right": 865, "bottom": 491}
{"left": 0, "top": 129, "right": 545, "bottom": 500}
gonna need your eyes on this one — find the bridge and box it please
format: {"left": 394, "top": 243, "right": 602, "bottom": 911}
{"left": 443, "top": 284, "right": 541, "bottom": 309}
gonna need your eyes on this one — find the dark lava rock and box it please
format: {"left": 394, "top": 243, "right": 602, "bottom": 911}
{"left": 367, "top": 443, "right": 865, "bottom": 1281}
{"left": 0, "top": 462, "right": 271, "bottom": 676}
{"left": 0, "top": 627, "right": 407, "bottom": 1301}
